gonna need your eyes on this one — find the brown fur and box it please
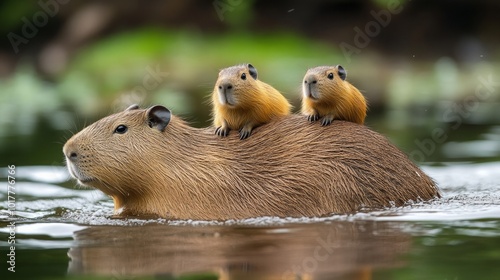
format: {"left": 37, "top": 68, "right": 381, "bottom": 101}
{"left": 212, "top": 64, "right": 291, "bottom": 139}
{"left": 302, "top": 65, "right": 367, "bottom": 125}
{"left": 63, "top": 106, "right": 439, "bottom": 220}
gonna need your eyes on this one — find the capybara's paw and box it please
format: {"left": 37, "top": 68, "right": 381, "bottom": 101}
{"left": 239, "top": 128, "right": 252, "bottom": 140}
{"left": 307, "top": 114, "right": 320, "bottom": 122}
{"left": 321, "top": 115, "right": 334, "bottom": 126}
{"left": 215, "top": 126, "right": 230, "bottom": 137}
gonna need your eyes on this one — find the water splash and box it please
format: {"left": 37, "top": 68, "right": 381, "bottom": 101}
{"left": 1, "top": 163, "right": 499, "bottom": 228}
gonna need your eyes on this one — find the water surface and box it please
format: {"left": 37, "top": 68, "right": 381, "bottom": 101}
{"left": 1, "top": 162, "right": 500, "bottom": 279}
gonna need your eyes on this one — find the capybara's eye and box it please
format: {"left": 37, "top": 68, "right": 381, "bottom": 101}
{"left": 114, "top": 125, "right": 128, "bottom": 134}
{"left": 327, "top": 73, "right": 334, "bottom": 80}
{"left": 241, "top": 73, "right": 246, "bottom": 80}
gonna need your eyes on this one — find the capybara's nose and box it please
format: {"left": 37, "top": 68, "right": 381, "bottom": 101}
{"left": 68, "top": 152, "right": 78, "bottom": 161}
{"left": 219, "top": 83, "right": 233, "bottom": 91}
{"left": 304, "top": 76, "right": 317, "bottom": 85}
{"left": 66, "top": 151, "right": 78, "bottom": 162}
{"left": 63, "top": 145, "right": 78, "bottom": 162}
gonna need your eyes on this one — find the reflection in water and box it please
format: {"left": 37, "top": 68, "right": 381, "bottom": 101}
{"left": 68, "top": 221, "right": 410, "bottom": 279}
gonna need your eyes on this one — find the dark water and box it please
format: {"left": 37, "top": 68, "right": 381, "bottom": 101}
{"left": 1, "top": 162, "right": 500, "bottom": 280}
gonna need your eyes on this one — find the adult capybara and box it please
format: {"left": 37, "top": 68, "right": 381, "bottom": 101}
{"left": 63, "top": 105, "right": 439, "bottom": 220}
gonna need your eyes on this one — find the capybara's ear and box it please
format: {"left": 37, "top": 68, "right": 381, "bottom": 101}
{"left": 146, "top": 105, "right": 171, "bottom": 132}
{"left": 126, "top": 104, "right": 140, "bottom": 111}
{"left": 247, "top": 63, "right": 258, "bottom": 80}
{"left": 337, "top": 65, "right": 347, "bottom": 81}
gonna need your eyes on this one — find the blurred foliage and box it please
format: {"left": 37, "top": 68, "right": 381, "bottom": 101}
{"left": 0, "top": 0, "right": 39, "bottom": 32}
{"left": 0, "top": 67, "right": 63, "bottom": 136}
{"left": 222, "top": 0, "right": 255, "bottom": 29}
{"left": 372, "top": 0, "right": 410, "bottom": 8}
{"left": 1, "top": 27, "right": 500, "bottom": 166}
{"left": 5, "top": 27, "right": 499, "bottom": 124}
{"left": 4, "top": 28, "right": 342, "bottom": 125}
{"left": 65, "top": 27, "right": 340, "bottom": 99}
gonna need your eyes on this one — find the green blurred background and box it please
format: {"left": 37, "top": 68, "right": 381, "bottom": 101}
{"left": 1, "top": 0, "right": 499, "bottom": 166}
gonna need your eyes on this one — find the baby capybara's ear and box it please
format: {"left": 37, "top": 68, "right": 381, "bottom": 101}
{"left": 247, "top": 63, "right": 258, "bottom": 80}
{"left": 337, "top": 65, "right": 347, "bottom": 81}
{"left": 146, "top": 105, "right": 171, "bottom": 132}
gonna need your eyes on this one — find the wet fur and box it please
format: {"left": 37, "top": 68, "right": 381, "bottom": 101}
{"left": 64, "top": 109, "right": 439, "bottom": 220}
